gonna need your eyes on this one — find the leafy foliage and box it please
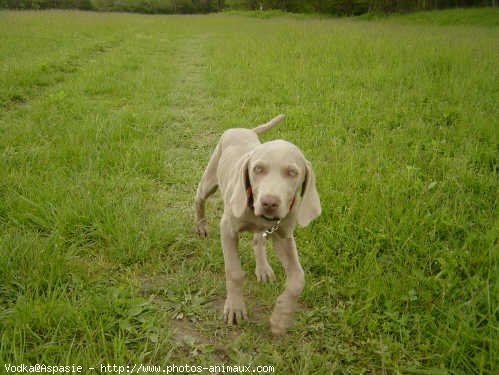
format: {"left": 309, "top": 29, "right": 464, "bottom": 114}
{"left": 0, "top": 0, "right": 497, "bottom": 14}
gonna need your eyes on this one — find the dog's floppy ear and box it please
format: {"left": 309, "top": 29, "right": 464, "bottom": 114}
{"left": 297, "top": 160, "right": 321, "bottom": 227}
{"left": 230, "top": 153, "right": 252, "bottom": 218}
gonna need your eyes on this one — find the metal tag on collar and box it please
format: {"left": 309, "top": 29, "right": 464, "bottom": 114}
{"left": 262, "top": 220, "right": 281, "bottom": 238}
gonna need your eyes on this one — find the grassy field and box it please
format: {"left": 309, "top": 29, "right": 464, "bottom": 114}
{"left": 0, "top": 9, "right": 497, "bottom": 375}
{"left": 379, "top": 7, "right": 499, "bottom": 26}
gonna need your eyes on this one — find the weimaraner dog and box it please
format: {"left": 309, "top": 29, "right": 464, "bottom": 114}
{"left": 194, "top": 115, "right": 321, "bottom": 335}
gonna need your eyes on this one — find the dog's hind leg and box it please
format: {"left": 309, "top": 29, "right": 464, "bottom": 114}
{"left": 253, "top": 233, "right": 275, "bottom": 282}
{"left": 195, "top": 142, "right": 221, "bottom": 237}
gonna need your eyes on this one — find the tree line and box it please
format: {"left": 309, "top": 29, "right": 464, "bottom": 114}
{"left": 0, "top": 0, "right": 496, "bottom": 15}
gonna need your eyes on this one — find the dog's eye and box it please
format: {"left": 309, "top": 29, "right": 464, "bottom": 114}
{"left": 253, "top": 165, "right": 264, "bottom": 174}
{"left": 287, "top": 168, "right": 298, "bottom": 177}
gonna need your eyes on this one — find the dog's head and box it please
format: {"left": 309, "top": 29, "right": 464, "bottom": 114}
{"left": 230, "top": 140, "right": 321, "bottom": 227}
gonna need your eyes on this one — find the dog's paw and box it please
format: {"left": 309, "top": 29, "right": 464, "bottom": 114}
{"left": 196, "top": 220, "right": 208, "bottom": 238}
{"left": 269, "top": 314, "right": 290, "bottom": 336}
{"left": 255, "top": 264, "right": 275, "bottom": 283}
{"left": 223, "top": 296, "right": 247, "bottom": 325}
{"left": 269, "top": 295, "right": 297, "bottom": 335}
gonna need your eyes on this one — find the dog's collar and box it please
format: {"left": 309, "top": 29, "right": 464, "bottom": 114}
{"left": 246, "top": 186, "right": 254, "bottom": 209}
{"left": 262, "top": 220, "right": 281, "bottom": 238}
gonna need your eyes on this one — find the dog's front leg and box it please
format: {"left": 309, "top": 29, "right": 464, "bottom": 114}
{"left": 220, "top": 216, "right": 247, "bottom": 324}
{"left": 270, "top": 234, "right": 305, "bottom": 335}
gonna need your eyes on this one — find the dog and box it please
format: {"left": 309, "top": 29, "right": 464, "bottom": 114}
{"left": 194, "top": 115, "right": 321, "bottom": 335}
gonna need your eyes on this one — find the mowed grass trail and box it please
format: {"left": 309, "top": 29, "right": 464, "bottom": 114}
{"left": 0, "top": 10, "right": 497, "bottom": 374}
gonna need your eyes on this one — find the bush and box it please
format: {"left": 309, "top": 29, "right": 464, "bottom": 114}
{"left": 0, "top": 0, "right": 496, "bottom": 17}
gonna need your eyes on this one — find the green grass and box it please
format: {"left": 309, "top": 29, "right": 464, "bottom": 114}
{"left": 394, "top": 7, "right": 499, "bottom": 26}
{"left": 357, "top": 7, "right": 499, "bottom": 26}
{"left": 0, "top": 9, "right": 497, "bottom": 374}
{"left": 221, "top": 9, "right": 332, "bottom": 19}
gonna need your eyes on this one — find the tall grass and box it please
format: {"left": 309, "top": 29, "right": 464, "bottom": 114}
{"left": 0, "top": 10, "right": 497, "bottom": 374}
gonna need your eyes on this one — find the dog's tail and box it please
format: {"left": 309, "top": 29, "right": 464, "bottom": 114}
{"left": 252, "top": 114, "right": 285, "bottom": 135}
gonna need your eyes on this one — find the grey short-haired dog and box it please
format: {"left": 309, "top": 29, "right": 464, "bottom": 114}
{"left": 195, "top": 115, "right": 321, "bottom": 335}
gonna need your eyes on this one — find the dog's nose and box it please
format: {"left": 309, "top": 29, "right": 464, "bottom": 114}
{"left": 261, "top": 195, "right": 280, "bottom": 211}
